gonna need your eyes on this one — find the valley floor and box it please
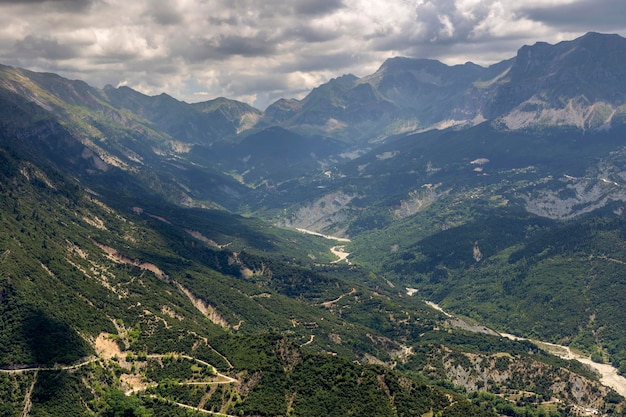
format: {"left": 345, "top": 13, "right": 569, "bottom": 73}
{"left": 525, "top": 338, "right": 626, "bottom": 397}
{"left": 426, "top": 300, "right": 626, "bottom": 397}
{"left": 295, "top": 227, "right": 352, "bottom": 263}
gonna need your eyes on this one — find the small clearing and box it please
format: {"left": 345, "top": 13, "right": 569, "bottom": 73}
{"left": 95, "top": 333, "right": 123, "bottom": 359}
{"left": 406, "top": 288, "right": 418, "bottom": 296}
{"left": 94, "top": 241, "right": 169, "bottom": 281}
{"left": 330, "top": 245, "right": 351, "bottom": 264}
{"left": 301, "top": 335, "right": 315, "bottom": 347}
{"left": 423, "top": 301, "right": 452, "bottom": 317}
{"left": 122, "top": 374, "right": 151, "bottom": 396}
{"left": 184, "top": 229, "right": 224, "bottom": 248}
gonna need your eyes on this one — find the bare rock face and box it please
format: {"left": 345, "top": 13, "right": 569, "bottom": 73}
{"left": 277, "top": 191, "right": 355, "bottom": 236}
{"left": 438, "top": 348, "right": 613, "bottom": 412}
{"left": 488, "top": 33, "right": 626, "bottom": 131}
{"left": 524, "top": 150, "right": 626, "bottom": 220}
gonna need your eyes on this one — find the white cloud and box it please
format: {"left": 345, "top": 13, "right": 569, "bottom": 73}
{"left": 0, "top": 0, "right": 623, "bottom": 108}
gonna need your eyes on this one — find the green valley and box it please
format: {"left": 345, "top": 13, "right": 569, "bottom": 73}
{"left": 3, "top": 32, "right": 626, "bottom": 416}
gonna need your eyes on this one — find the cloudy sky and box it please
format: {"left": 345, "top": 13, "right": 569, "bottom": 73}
{"left": 0, "top": 0, "right": 624, "bottom": 109}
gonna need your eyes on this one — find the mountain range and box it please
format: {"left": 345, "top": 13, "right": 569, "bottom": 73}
{"left": 2, "top": 32, "right": 626, "bottom": 416}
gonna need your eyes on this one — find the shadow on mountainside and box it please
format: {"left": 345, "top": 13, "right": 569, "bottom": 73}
{"left": 22, "top": 309, "right": 91, "bottom": 366}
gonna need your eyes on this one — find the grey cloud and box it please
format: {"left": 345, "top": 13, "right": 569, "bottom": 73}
{"left": 0, "top": 0, "right": 95, "bottom": 12}
{"left": 201, "top": 0, "right": 344, "bottom": 24}
{"left": 173, "top": 38, "right": 212, "bottom": 63}
{"left": 276, "top": 52, "right": 366, "bottom": 73}
{"left": 227, "top": 74, "right": 293, "bottom": 95}
{"left": 204, "top": 1, "right": 285, "bottom": 21}
{"left": 403, "top": 39, "right": 522, "bottom": 66}
{"left": 518, "top": 0, "right": 626, "bottom": 30}
{"left": 365, "top": 0, "right": 491, "bottom": 52}
{"left": 139, "top": 61, "right": 181, "bottom": 76}
{"left": 414, "top": 0, "right": 491, "bottom": 43}
{"left": 283, "top": 25, "right": 341, "bottom": 43}
{"left": 0, "top": 0, "right": 90, "bottom": 3}
{"left": 91, "top": 53, "right": 150, "bottom": 65}
{"left": 207, "top": 16, "right": 240, "bottom": 26}
{"left": 1, "top": 0, "right": 625, "bottom": 111}
{"left": 370, "top": 27, "right": 529, "bottom": 66}
{"left": 228, "top": 0, "right": 344, "bottom": 19}
{"left": 184, "top": 70, "right": 301, "bottom": 107}
{"left": 294, "top": 0, "right": 345, "bottom": 16}
{"left": 90, "top": 57, "right": 178, "bottom": 77}
{"left": 215, "top": 33, "right": 277, "bottom": 56}
{"left": 145, "top": 0, "right": 183, "bottom": 26}
{"left": 176, "top": 33, "right": 277, "bottom": 62}
{"left": 14, "top": 35, "right": 80, "bottom": 60}
{"left": 367, "top": 0, "right": 512, "bottom": 62}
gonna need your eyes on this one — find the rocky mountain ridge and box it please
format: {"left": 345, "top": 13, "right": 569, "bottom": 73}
{"left": 5, "top": 32, "right": 623, "bottom": 152}
{"left": 87, "top": 32, "right": 626, "bottom": 145}
{"left": 3, "top": 33, "right": 626, "bottom": 228}
{"left": 263, "top": 32, "right": 626, "bottom": 141}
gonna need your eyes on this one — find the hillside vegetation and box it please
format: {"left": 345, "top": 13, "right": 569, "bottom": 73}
{"left": 2, "top": 120, "right": 618, "bottom": 415}
{"left": 3, "top": 32, "right": 626, "bottom": 416}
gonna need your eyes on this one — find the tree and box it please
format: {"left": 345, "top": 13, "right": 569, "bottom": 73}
{"left": 102, "top": 390, "right": 151, "bottom": 417}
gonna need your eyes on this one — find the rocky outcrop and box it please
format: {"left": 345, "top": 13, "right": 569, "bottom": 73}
{"left": 277, "top": 191, "right": 356, "bottom": 235}
{"left": 436, "top": 347, "right": 615, "bottom": 412}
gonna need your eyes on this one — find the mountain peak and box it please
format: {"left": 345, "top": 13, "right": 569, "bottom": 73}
{"left": 378, "top": 56, "right": 444, "bottom": 71}
{"left": 511, "top": 31, "right": 626, "bottom": 81}
{"left": 515, "top": 32, "right": 626, "bottom": 64}
{"left": 579, "top": 31, "right": 623, "bottom": 41}
{"left": 334, "top": 73, "right": 359, "bottom": 83}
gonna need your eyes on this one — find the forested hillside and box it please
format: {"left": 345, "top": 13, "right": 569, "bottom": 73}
{"left": 3, "top": 32, "right": 626, "bottom": 416}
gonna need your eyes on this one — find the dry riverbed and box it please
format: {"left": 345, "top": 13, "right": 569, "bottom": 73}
{"left": 424, "top": 300, "right": 626, "bottom": 397}
{"left": 296, "top": 228, "right": 351, "bottom": 263}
